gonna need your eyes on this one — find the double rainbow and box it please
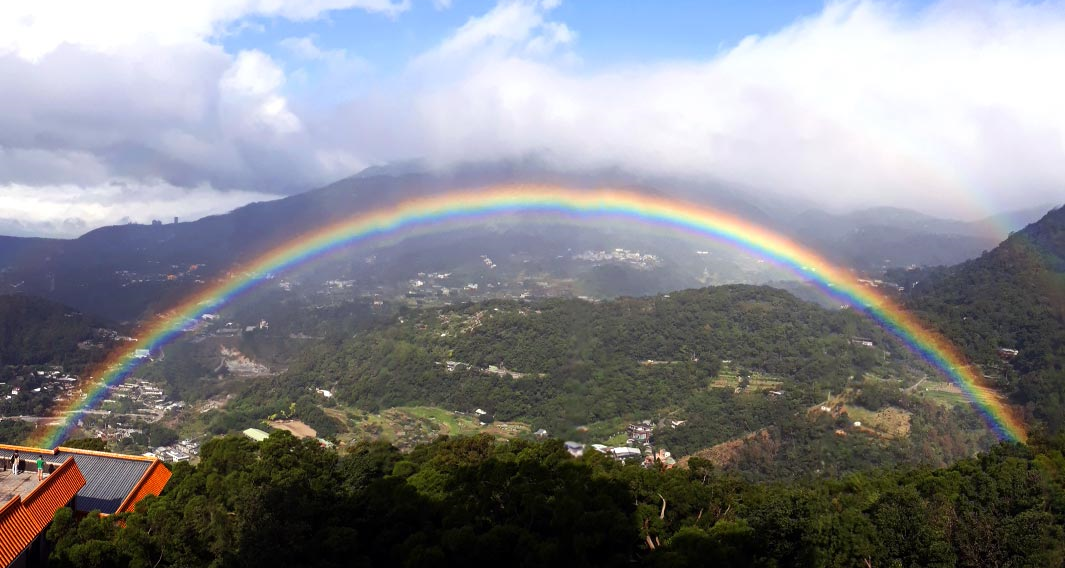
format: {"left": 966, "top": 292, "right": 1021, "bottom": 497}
{"left": 33, "top": 185, "right": 1026, "bottom": 446}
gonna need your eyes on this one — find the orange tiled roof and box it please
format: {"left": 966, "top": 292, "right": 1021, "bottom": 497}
{"left": 0, "top": 497, "right": 38, "bottom": 567}
{"left": 116, "top": 460, "right": 171, "bottom": 514}
{"left": 0, "top": 444, "right": 58, "bottom": 456}
{"left": 22, "top": 459, "right": 86, "bottom": 531}
{"left": 56, "top": 446, "right": 157, "bottom": 462}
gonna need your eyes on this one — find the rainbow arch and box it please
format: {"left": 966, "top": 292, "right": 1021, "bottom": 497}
{"left": 32, "top": 185, "right": 1026, "bottom": 446}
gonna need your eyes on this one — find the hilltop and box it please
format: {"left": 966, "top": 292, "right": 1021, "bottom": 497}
{"left": 892, "top": 206, "right": 1065, "bottom": 432}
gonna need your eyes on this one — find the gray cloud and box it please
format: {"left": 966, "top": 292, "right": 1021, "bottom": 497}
{"left": 2, "top": 0, "right": 1064, "bottom": 238}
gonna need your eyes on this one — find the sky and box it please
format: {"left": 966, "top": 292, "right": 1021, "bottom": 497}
{"left": 1, "top": 0, "right": 1063, "bottom": 237}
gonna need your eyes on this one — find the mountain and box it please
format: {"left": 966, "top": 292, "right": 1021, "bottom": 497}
{"left": 0, "top": 294, "right": 119, "bottom": 367}
{"left": 219, "top": 284, "right": 996, "bottom": 479}
{"left": 891, "top": 206, "right": 1065, "bottom": 432}
{"left": 786, "top": 205, "right": 1049, "bottom": 270}
{"left": 0, "top": 162, "right": 1056, "bottom": 320}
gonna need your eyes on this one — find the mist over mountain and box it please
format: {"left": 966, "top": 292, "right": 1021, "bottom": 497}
{"left": 0, "top": 162, "right": 1057, "bottom": 321}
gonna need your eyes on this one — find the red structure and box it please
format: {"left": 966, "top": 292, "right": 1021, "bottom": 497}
{"left": 0, "top": 444, "right": 171, "bottom": 568}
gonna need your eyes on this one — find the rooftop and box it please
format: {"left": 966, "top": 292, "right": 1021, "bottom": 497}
{"left": 0, "top": 469, "right": 43, "bottom": 504}
{"left": 0, "top": 459, "right": 86, "bottom": 568}
{"left": 1, "top": 444, "right": 166, "bottom": 515}
{"left": 0, "top": 449, "right": 57, "bottom": 504}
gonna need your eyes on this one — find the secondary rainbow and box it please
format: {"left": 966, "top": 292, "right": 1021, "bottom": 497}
{"left": 33, "top": 185, "right": 1027, "bottom": 446}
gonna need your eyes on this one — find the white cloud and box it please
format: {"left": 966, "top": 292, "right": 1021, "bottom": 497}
{"left": 221, "top": 50, "right": 286, "bottom": 96}
{"left": 384, "top": 0, "right": 1065, "bottom": 217}
{"left": 280, "top": 36, "right": 329, "bottom": 60}
{"left": 3, "top": 0, "right": 1065, "bottom": 239}
{"left": 0, "top": 0, "right": 410, "bottom": 61}
{"left": 0, "top": 179, "right": 278, "bottom": 237}
{"left": 219, "top": 50, "right": 302, "bottom": 134}
{"left": 415, "top": 0, "right": 572, "bottom": 65}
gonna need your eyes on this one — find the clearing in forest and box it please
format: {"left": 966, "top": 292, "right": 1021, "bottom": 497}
{"left": 269, "top": 419, "right": 317, "bottom": 438}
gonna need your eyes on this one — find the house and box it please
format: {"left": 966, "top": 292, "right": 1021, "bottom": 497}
{"left": 610, "top": 447, "right": 642, "bottom": 462}
{"left": 1, "top": 444, "right": 171, "bottom": 568}
{"left": 626, "top": 423, "right": 654, "bottom": 444}
{"left": 533, "top": 428, "right": 549, "bottom": 440}
{"left": 132, "top": 349, "right": 151, "bottom": 359}
{"left": 849, "top": 337, "right": 875, "bottom": 348}
{"left": 997, "top": 348, "right": 1019, "bottom": 360}
{"left": 563, "top": 442, "right": 585, "bottom": 458}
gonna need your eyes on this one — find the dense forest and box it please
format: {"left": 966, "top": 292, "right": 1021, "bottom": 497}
{"left": 0, "top": 294, "right": 128, "bottom": 419}
{"left": 890, "top": 206, "right": 1065, "bottom": 433}
{"left": 0, "top": 294, "right": 117, "bottom": 367}
{"left": 267, "top": 285, "right": 902, "bottom": 420}
{"left": 46, "top": 431, "right": 1065, "bottom": 567}
{"left": 197, "top": 284, "right": 998, "bottom": 480}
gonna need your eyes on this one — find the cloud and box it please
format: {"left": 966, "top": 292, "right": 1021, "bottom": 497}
{"left": 280, "top": 36, "right": 330, "bottom": 61}
{"left": 0, "top": 179, "right": 278, "bottom": 238}
{"left": 220, "top": 50, "right": 302, "bottom": 134}
{"left": 386, "top": 0, "right": 1065, "bottom": 217}
{"left": 414, "top": 0, "right": 574, "bottom": 65}
{"left": 0, "top": 0, "right": 410, "bottom": 61}
{"left": 3, "top": 0, "right": 1065, "bottom": 239}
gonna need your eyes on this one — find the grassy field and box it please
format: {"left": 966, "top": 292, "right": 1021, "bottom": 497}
{"left": 913, "top": 381, "right": 971, "bottom": 408}
{"left": 844, "top": 405, "right": 912, "bottom": 439}
{"left": 338, "top": 405, "right": 528, "bottom": 451}
{"left": 711, "top": 364, "right": 784, "bottom": 392}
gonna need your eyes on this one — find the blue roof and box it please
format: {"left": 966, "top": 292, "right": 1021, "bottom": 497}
{"left": 51, "top": 451, "right": 153, "bottom": 514}
{"left": 1, "top": 446, "right": 159, "bottom": 514}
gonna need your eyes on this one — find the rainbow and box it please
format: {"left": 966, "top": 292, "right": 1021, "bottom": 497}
{"left": 32, "top": 185, "right": 1026, "bottom": 446}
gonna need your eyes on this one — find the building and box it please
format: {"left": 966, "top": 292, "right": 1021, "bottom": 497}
{"left": 997, "top": 348, "right": 1019, "bottom": 360}
{"left": 610, "top": 447, "right": 642, "bottom": 462}
{"left": 627, "top": 423, "right": 654, "bottom": 444}
{"left": 1, "top": 444, "right": 171, "bottom": 568}
{"left": 849, "top": 337, "right": 875, "bottom": 348}
{"left": 563, "top": 441, "right": 585, "bottom": 458}
{"left": 243, "top": 428, "right": 270, "bottom": 442}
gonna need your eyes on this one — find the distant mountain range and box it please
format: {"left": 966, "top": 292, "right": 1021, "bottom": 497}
{"left": 0, "top": 162, "right": 1055, "bottom": 320}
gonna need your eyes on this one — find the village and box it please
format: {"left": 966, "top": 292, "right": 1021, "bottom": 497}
{"left": 552, "top": 420, "right": 680, "bottom": 469}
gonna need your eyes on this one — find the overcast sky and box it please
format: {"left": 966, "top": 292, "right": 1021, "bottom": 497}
{"left": 1, "top": 0, "right": 1063, "bottom": 237}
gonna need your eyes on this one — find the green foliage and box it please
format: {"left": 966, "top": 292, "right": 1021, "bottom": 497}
{"left": 62, "top": 437, "right": 110, "bottom": 452}
{"left": 145, "top": 423, "right": 179, "bottom": 447}
{"left": 46, "top": 434, "right": 1065, "bottom": 567}
{"left": 0, "top": 294, "right": 114, "bottom": 366}
{"left": 890, "top": 206, "right": 1065, "bottom": 433}
{"left": 855, "top": 380, "right": 902, "bottom": 411}
{"left": 0, "top": 419, "right": 31, "bottom": 444}
{"left": 261, "top": 285, "right": 915, "bottom": 447}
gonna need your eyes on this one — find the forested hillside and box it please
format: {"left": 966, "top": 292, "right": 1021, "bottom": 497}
{"left": 0, "top": 294, "right": 117, "bottom": 367}
{"left": 892, "top": 206, "right": 1065, "bottom": 432}
{"left": 46, "top": 431, "right": 1065, "bottom": 567}
{"left": 213, "top": 285, "right": 998, "bottom": 479}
